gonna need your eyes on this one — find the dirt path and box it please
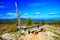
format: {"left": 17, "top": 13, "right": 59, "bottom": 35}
{"left": 18, "top": 31, "right": 54, "bottom": 40}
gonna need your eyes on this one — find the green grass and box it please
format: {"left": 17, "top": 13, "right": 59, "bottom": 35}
{"left": 52, "top": 36, "right": 59, "bottom": 40}
{"left": 10, "top": 31, "right": 19, "bottom": 37}
{"left": 48, "top": 25, "right": 60, "bottom": 40}
{"left": 53, "top": 32, "right": 60, "bottom": 37}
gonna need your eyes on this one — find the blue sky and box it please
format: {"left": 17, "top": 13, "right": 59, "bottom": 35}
{"left": 0, "top": 0, "right": 60, "bottom": 20}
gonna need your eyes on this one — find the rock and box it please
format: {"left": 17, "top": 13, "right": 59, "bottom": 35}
{"left": 1, "top": 33, "right": 15, "bottom": 40}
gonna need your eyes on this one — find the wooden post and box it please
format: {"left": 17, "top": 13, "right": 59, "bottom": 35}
{"left": 15, "top": 2, "right": 21, "bottom": 36}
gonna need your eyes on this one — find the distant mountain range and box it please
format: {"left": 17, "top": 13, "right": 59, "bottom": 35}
{"left": 0, "top": 18, "right": 27, "bottom": 24}
{"left": 32, "top": 18, "right": 60, "bottom": 22}
{"left": 0, "top": 18, "right": 60, "bottom": 24}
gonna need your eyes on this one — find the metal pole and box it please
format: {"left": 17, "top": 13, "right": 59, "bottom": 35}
{"left": 15, "top": 2, "right": 21, "bottom": 36}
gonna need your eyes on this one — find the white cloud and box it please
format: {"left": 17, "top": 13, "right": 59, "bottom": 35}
{"left": 21, "top": 13, "right": 30, "bottom": 18}
{"left": 6, "top": 12, "right": 60, "bottom": 19}
{"left": 29, "top": 15, "right": 60, "bottom": 19}
{"left": 35, "top": 12, "right": 40, "bottom": 15}
{"left": 21, "top": 13, "right": 28, "bottom": 16}
{"left": 6, "top": 12, "right": 29, "bottom": 19}
{"left": 24, "top": 13, "right": 28, "bottom": 16}
{"left": 49, "top": 12, "right": 55, "bottom": 15}
{"left": 6, "top": 12, "right": 17, "bottom": 18}
{"left": 7, "top": 13, "right": 16, "bottom": 15}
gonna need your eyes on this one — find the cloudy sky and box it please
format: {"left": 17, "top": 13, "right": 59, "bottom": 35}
{"left": 0, "top": 0, "right": 60, "bottom": 19}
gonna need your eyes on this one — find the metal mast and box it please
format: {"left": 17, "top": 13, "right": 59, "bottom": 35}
{"left": 15, "top": 2, "right": 21, "bottom": 36}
